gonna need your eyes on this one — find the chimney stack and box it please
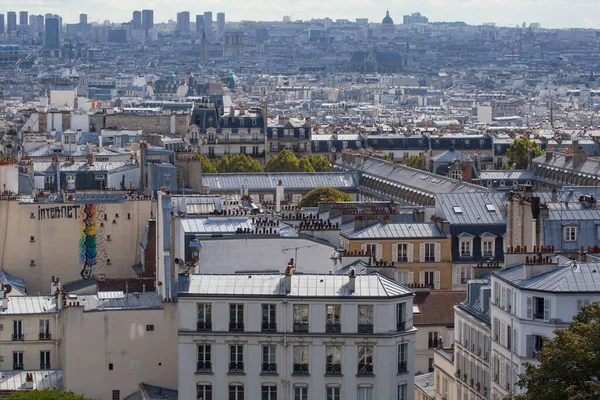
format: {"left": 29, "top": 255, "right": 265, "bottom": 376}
{"left": 276, "top": 180, "right": 285, "bottom": 212}
{"left": 2, "top": 293, "right": 8, "bottom": 310}
{"left": 551, "top": 187, "right": 557, "bottom": 203}
{"left": 284, "top": 258, "right": 295, "bottom": 294}
{"left": 348, "top": 268, "right": 356, "bottom": 293}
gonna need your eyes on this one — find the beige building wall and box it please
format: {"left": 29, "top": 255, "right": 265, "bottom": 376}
{"left": 434, "top": 348, "right": 456, "bottom": 400}
{"left": 415, "top": 325, "right": 453, "bottom": 374}
{"left": 61, "top": 302, "right": 178, "bottom": 400}
{"left": 90, "top": 114, "right": 190, "bottom": 136}
{"left": 0, "top": 200, "right": 152, "bottom": 294}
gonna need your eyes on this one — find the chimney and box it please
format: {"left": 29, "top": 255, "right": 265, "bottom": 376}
{"left": 438, "top": 337, "right": 444, "bottom": 350}
{"left": 276, "top": 180, "right": 284, "bottom": 212}
{"left": 2, "top": 293, "right": 8, "bottom": 310}
{"left": 348, "top": 268, "right": 356, "bottom": 293}
{"left": 545, "top": 150, "right": 553, "bottom": 161}
{"left": 51, "top": 276, "right": 61, "bottom": 295}
{"left": 284, "top": 259, "right": 294, "bottom": 294}
{"left": 56, "top": 289, "right": 63, "bottom": 311}
{"left": 125, "top": 281, "right": 129, "bottom": 297}
{"left": 551, "top": 187, "right": 557, "bottom": 203}
{"left": 461, "top": 159, "right": 473, "bottom": 182}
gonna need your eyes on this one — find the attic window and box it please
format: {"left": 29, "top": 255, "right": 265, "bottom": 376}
{"left": 486, "top": 204, "right": 496, "bottom": 212}
{"left": 453, "top": 206, "right": 463, "bottom": 214}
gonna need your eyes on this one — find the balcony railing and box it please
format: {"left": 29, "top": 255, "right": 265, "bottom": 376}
{"left": 396, "top": 321, "right": 406, "bottom": 331}
{"left": 12, "top": 334, "right": 24, "bottom": 341}
{"left": 39, "top": 333, "right": 51, "bottom": 340}
{"left": 261, "top": 323, "right": 277, "bottom": 332}
{"left": 398, "top": 361, "right": 408, "bottom": 373}
{"left": 293, "top": 323, "right": 309, "bottom": 333}
{"left": 197, "top": 322, "right": 212, "bottom": 331}
{"left": 357, "top": 364, "right": 374, "bottom": 376}
{"left": 326, "top": 323, "right": 341, "bottom": 333}
{"left": 229, "top": 322, "right": 244, "bottom": 332}
{"left": 325, "top": 363, "right": 342, "bottom": 375}
{"left": 358, "top": 324, "right": 373, "bottom": 333}
{"left": 229, "top": 362, "right": 244, "bottom": 373}
{"left": 293, "top": 363, "right": 309, "bottom": 375}
{"left": 196, "top": 361, "right": 212, "bottom": 372}
{"left": 261, "top": 363, "right": 277, "bottom": 373}
{"left": 13, "top": 364, "right": 23, "bottom": 370}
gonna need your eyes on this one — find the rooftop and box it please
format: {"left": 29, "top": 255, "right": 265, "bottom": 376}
{"left": 0, "top": 296, "right": 57, "bottom": 315}
{"left": 436, "top": 192, "right": 507, "bottom": 225}
{"left": 414, "top": 372, "right": 435, "bottom": 399}
{"left": 413, "top": 291, "right": 466, "bottom": 326}
{"left": 343, "top": 222, "right": 447, "bottom": 240}
{"left": 202, "top": 172, "right": 358, "bottom": 191}
{"left": 0, "top": 370, "right": 63, "bottom": 391}
{"left": 74, "top": 291, "right": 163, "bottom": 312}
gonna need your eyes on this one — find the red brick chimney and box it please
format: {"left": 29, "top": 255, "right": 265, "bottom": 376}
{"left": 462, "top": 159, "right": 473, "bottom": 182}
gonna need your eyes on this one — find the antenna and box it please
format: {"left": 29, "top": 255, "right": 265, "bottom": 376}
{"left": 281, "top": 245, "right": 316, "bottom": 269}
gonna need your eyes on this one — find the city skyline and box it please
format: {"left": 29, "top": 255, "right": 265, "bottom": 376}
{"left": 3, "top": 0, "right": 600, "bottom": 29}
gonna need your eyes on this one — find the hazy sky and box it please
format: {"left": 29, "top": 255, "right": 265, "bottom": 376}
{"left": 7, "top": 0, "right": 600, "bottom": 28}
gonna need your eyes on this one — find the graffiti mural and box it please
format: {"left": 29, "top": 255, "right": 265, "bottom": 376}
{"left": 79, "top": 204, "right": 108, "bottom": 279}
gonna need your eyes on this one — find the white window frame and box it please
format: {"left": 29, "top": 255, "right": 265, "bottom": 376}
{"left": 564, "top": 226, "right": 577, "bottom": 242}
{"left": 460, "top": 239, "right": 472, "bottom": 257}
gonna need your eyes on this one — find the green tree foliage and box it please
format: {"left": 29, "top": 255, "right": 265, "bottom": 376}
{"left": 508, "top": 303, "right": 600, "bottom": 400}
{"left": 264, "top": 150, "right": 301, "bottom": 172}
{"left": 299, "top": 187, "right": 353, "bottom": 207}
{"left": 506, "top": 136, "right": 543, "bottom": 170}
{"left": 307, "top": 154, "right": 331, "bottom": 172}
{"left": 383, "top": 154, "right": 394, "bottom": 162}
{"left": 403, "top": 154, "right": 425, "bottom": 170}
{"left": 193, "top": 154, "right": 217, "bottom": 173}
{"left": 8, "top": 389, "right": 95, "bottom": 399}
{"left": 298, "top": 157, "right": 315, "bottom": 172}
{"left": 213, "top": 154, "right": 262, "bottom": 173}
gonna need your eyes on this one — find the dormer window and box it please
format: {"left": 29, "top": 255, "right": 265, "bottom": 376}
{"left": 564, "top": 226, "right": 577, "bottom": 242}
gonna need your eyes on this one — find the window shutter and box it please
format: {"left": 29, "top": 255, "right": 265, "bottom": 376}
{"left": 544, "top": 298, "right": 550, "bottom": 321}
{"left": 392, "top": 244, "right": 398, "bottom": 263}
{"left": 526, "top": 335, "right": 533, "bottom": 358}
{"left": 500, "top": 321, "right": 505, "bottom": 345}
{"left": 526, "top": 297, "right": 532, "bottom": 319}
{"left": 513, "top": 328, "right": 518, "bottom": 354}
{"left": 500, "top": 361, "right": 506, "bottom": 386}
{"left": 408, "top": 272, "right": 414, "bottom": 285}
{"left": 419, "top": 244, "right": 425, "bottom": 262}
{"left": 419, "top": 271, "right": 425, "bottom": 285}
{"left": 361, "top": 244, "right": 366, "bottom": 254}
{"left": 577, "top": 300, "right": 582, "bottom": 311}
{"left": 454, "top": 266, "right": 461, "bottom": 284}
{"left": 407, "top": 244, "right": 414, "bottom": 262}
{"left": 434, "top": 271, "right": 441, "bottom": 290}
{"left": 501, "top": 287, "right": 506, "bottom": 309}
{"left": 434, "top": 243, "right": 441, "bottom": 262}
{"left": 376, "top": 244, "right": 383, "bottom": 261}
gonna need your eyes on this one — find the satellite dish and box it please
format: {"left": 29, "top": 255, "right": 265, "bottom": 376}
{"left": 3, "top": 284, "right": 12, "bottom": 294}
{"left": 174, "top": 258, "right": 182, "bottom": 265}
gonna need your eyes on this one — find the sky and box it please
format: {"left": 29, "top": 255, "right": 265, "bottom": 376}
{"left": 5, "top": 0, "right": 600, "bottom": 29}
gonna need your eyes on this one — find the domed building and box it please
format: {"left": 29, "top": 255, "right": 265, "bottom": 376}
{"left": 380, "top": 10, "right": 396, "bottom": 37}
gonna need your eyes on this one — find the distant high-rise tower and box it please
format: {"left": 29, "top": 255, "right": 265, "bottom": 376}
{"left": 142, "top": 9, "right": 154, "bottom": 30}
{"left": 195, "top": 15, "right": 204, "bottom": 34}
{"left": 203, "top": 12, "right": 213, "bottom": 36}
{"left": 217, "top": 12, "right": 225, "bottom": 37}
{"left": 0, "top": 14, "right": 4, "bottom": 34}
{"left": 45, "top": 17, "right": 60, "bottom": 49}
{"left": 19, "top": 11, "right": 28, "bottom": 26}
{"left": 79, "top": 13, "right": 87, "bottom": 25}
{"left": 177, "top": 11, "right": 190, "bottom": 32}
{"left": 132, "top": 11, "right": 142, "bottom": 29}
{"left": 7, "top": 12, "right": 16, "bottom": 33}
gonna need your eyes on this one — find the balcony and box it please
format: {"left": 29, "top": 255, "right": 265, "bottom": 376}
{"left": 293, "top": 363, "right": 309, "bottom": 375}
{"left": 39, "top": 333, "right": 51, "bottom": 340}
{"left": 326, "top": 323, "right": 341, "bottom": 333}
{"left": 358, "top": 324, "right": 373, "bottom": 333}
{"left": 293, "top": 323, "right": 309, "bottom": 333}
{"left": 357, "top": 364, "right": 374, "bottom": 376}
{"left": 396, "top": 321, "right": 406, "bottom": 331}
{"left": 261, "top": 363, "right": 277, "bottom": 374}
{"left": 13, "top": 364, "right": 23, "bottom": 370}
{"left": 229, "top": 322, "right": 244, "bottom": 332}
{"left": 196, "top": 361, "right": 212, "bottom": 373}
{"left": 197, "top": 322, "right": 212, "bottom": 331}
{"left": 228, "top": 362, "right": 244, "bottom": 373}
{"left": 261, "top": 323, "right": 277, "bottom": 332}
{"left": 12, "top": 334, "right": 24, "bottom": 341}
{"left": 325, "top": 363, "right": 342, "bottom": 375}
{"left": 398, "top": 361, "right": 408, "bottom": 373}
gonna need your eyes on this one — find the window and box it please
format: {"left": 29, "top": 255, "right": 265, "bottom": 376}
{"left": 197, "top": 303, "right": 212, "bottom": 331}
{"left": 424, "top": 271, "right": 434, "bottom": 287}
{"left": 451, "top": 169, "right": 462, "bottom": 180}
{"left": 398, "top": 343, "right": 408, "bottom": 373}
{"left": 229, "top": 385, "right": 244, "bottom": 400}
{"left": 425, "top": 243, "right": 435, "bottom": 262}
{"left": 262, "top": 304, "right": 277, "bottom": 332}
{"left": 358, "top": 305, "right": 374, "bottom": 333}
{"left": 39, "top": 319, "right": 50, "bottom": 340}
{"left": 40, "top": 350, "right": 51, "bottom": 369}
{"left": 197, "top": 344, "right": 212, "bottom": 372}
{"left": 526, "top": 335, "right": 544, "bottom": 358}
{"left": 262, "top": 386, "right": 277, "bottom": 400}
{"left": 460, "top": 240, "right": 472, "bottom": 257}
{"left": 398, "top": 384, "right": 407, "bottom": 400}
{"left": 483, "top": 239, "right": 495, "bottom": 257}
{"left": 577, "top": 299, "right": 590, "bottom": 311}
{"left": 197, "top": 384, "right": 212, "bottom": 400}
{"left": 109, "top": 363, "right": 113, "bottom": 370}
{"left": 271, "top": 142, "right": 278, "bottom": 152}
{"left": 326, "top": 345, "right": 342, "bottom": 375}
{"left": 565, "top": 226, "right": 577, "bottom": 241}
{"left": 294, "top": 387, "right": 308, "bottom": 400}
{"left": 428, "top": 357, "right": 434, "bottom": 372}
{"left": 533, "top": 296, "right": 549, "bottom": 320}
{"left": 112, "top": 390, "right": 120, "bottom": 400}
{"left": 13, "top": 352, "right": 23, "bottom": 370}
{"left": 357, "top": 387, "right": 373, "bottom": 400}
{"left": 253, "top": 146, "right": 260, "bottom": 156}
{"left": 428, "top": 332, "right": 438, "bottom": 348}
{"left": 293, "top": 345, "right": 309, "bottom": 374}
{"left": 229, "top": 304, "right": 244, "bottom": 331}
{"left": 12, "top": 320, "right": 23, "bottom": 341}
{"left": 357, "top": 346, "right": 373, "bottom": 375}
{"left": 326, "top": 387, "right": 340, "bottom": 400}
{"left": 262, "top": 345, "right": 277, "bottom": 373}
{"left": 229, "top": 345, "right": 244, "bottom": 373}
{"left": 455, "top": 265, "right": 472, "bottom": 285}
{"left": 293, "top": 304, "right": 309, "bottom": 332}
{"left": 396, "top": 303, "right": 405, "bottom": 331}
{"left": 208, "top": 147, "right": 215, "bottom": 157}
{"left": 326, "top": 304, "right": 341, "bottom": 333}
{"left": 397, "top": 243, "right": 408, "bottom": 262}
{"left": 365, "top": 243, "right": 377, "bottom": 256}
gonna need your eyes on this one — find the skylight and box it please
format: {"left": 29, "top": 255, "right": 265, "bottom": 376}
{"left": 453, "top": 206, "right": 463, "bottom": 214}
{"left": 486, "top": 204, "right": 496, "bottom": 212}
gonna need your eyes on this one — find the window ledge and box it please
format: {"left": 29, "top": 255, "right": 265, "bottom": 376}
{"left": 324, "top": 373, "right": 343, "bottom": 377}
{"left": 227, "top": 372, "right": 246, "bottom": 376}
{"left": 356, "top": 373, "right": 375, "bottom": 377}
{"left": 291, "top": 373, "right": 310, "bottom": 377}
{"left": 195, "top": 371, "right": 214, "bottom": 375}
{"left": 260, "top": 372, "right": 279, "bottom": 376}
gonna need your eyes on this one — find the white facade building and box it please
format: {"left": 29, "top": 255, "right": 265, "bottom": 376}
{"left": 178, "top": 269, "right": 416, "bottom": 400}
{"left": 489, "top": 259, "right": 600, "bottom": 399}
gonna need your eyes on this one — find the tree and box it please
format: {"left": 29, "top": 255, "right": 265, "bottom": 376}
{"left": 298, "top": 157, "right": 315, "bottom": 172}
{"left": 214, "top": 154, "right": 263, "bottom": 173}
{"left": 508, "top": 303, "right": 600, "bottom": 400}
{"left": 299, "top": 187, "right": 353, "bottom": 207}
{"left": 506, "top": 136, "right": 543, "bottom": 170}
{"left": 403, "top": 154, "right": 425, "bottom": 170}
{"left": 9, "top": 389, "right": 95, "bottom": 399}
{"left": 264, "top": 150, "right": 301, "bottom": 172}
{"left": 193, "top": 154, "right": 217, "bottom": 173}
{"left": 307, "top": 154, "right": 331, "bottom": 172}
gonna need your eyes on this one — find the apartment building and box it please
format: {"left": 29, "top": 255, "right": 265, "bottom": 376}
{"left": 489, "top": 258, "right": 600, "bottom": 399}
{"left": 177, "top": 268, "right": 416, "bottom": 400}
{"left": 341, "top": 222, "right": 452, "bottom": 290}
{"left": 266, "top": 118, "right": 312, "bottom": 159}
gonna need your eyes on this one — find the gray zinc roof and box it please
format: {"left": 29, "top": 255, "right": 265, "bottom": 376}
{"left": 0, "top": 370, "right": 64, "bottom": 391}
{"left": 494, "top": 261, "right": 600, "bottom": 292}
{"left": 436, "top": 192, "right": 507, "bottom": 225}
{"left": 203, "top": 172, "right": 358, "bottom": 192}
{"left": 76, "top": 292, "right": 163, "bottom": 312}
{"left": 0, "top": 296, "right": 58, "bottom": 315}
{"left": 478, "top": 170, "right": 534, "bottom": 180}
{"left": 343, "top": 222, "right": 446, "bottom": 240}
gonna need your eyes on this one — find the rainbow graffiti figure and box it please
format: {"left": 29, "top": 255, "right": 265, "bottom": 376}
{"left": 79, "top": 204, "right": 97, "bottom": 279}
